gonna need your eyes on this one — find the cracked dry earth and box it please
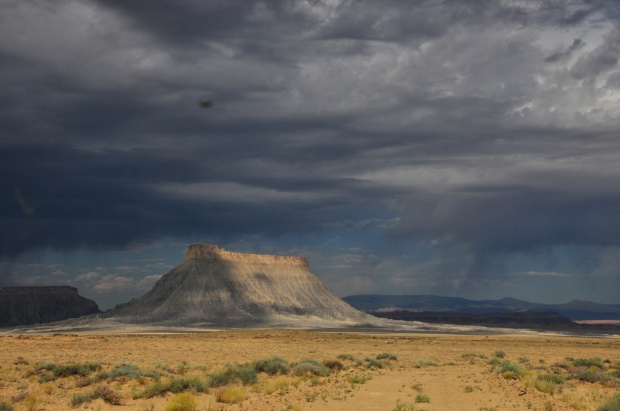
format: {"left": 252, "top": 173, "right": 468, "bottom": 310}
{"left": 0, "top": 329, "right": 618, "bottom": 410}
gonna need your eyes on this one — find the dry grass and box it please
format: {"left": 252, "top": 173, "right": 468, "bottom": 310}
{"left": 0, "top": 330, "right": 618, "bottom": 410}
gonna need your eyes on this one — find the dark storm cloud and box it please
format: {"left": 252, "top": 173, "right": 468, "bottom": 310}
{"left": 2, "top": 0, "right": 620, "bottom": 299}
{"left": 545, "top": 38, "right": 585, "bottom": 62}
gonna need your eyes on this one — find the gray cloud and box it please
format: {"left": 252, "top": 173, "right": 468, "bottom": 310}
{"left": 2, "top": 0, "right": 620, "bottom": 303}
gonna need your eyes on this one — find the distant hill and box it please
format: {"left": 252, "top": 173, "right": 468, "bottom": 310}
{"left": 0, "top": 286, "right": 100, "bottom": 327}
{"left": 342, "top": 295, "right": 620, "bottom": 321}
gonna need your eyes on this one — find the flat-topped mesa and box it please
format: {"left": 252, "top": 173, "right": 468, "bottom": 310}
{"left": 185, "top": 244, "right": 309, "bottom": 267}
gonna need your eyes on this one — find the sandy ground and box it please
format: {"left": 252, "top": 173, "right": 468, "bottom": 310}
{"left": 0, "top": 329, "right": 619, "bottom": 410}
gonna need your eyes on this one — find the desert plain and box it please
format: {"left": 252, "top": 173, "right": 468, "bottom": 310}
{"left": 0, "top": 329, "right": 619, "bottom": 411}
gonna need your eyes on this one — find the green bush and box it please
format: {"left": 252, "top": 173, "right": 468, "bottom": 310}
{"left": 253, "top": 357, "right": 289, "bottom": 375}
{"left": 35, "top": 361, "right": 56, "bottom": 371}
{"left": 217, "top": 386, "right": 247, "bottom": 404}
{"left": 207, "top": 366, "right": 257, "bottom": 387}
{"left": 488, "top": 357, "right": 502, "bottom": 367}
{"left": 135, "top": 378, "right": 207, "bottom": 399}
{"left": 69, "top": 390, "right": 98, "bottom": 407}
{"left": 322, "top": 358, "right": 344, "bottom": 370}
{"left": 53, "top": 363, "right": 101, "bottom": 378}
{"left": 164, "top": 393, "right": 197, "bottom": 411}
{"left": 495, "top": 350, "right": 506, "bottom": 359}
{"left": 392, "top": 403, "right": 417, "bottom": 411}
{"left": 537, "top": 374, "right": 565, "bottom": 384}
{"left": 535, "top": 379, "right": 557, "bottom": 394}
{"left": 69, "top": 385, "right": 121, "bottom": 407}
{"left": 598, "top": 393, "right": 620, "bottom": 411}
{"left": 347, "top": 375, "right": 368, "bottom": 384}
{"left": 102, "top": 363, "right": 159, "bottom": 381}
{"left": 414, "top": 359, "right": 438, "bottom": 368}
{"left": 291, "top": 360, "right": 330, "bottom": 377}
{"left": 415, "top": 394, "right": 431, "bottom": 403}
{"left": 573, "top": 357, "right": 603, "bottom": 368}
{"left": 569, "top": 369, "right": 618, "bottom": 385}
{"left": 377, "top": 353, "right": 398, "bottom": 360}
{"left": 0, "top": 401, "right": 13, "bottom": 411}
{"left": 497, "top": 361, "right": 522, "bottom": 375}
{"left": 97, "top": 386, "right": 122, "bottom": 405}
{"left": 337, "top": 354, "right": 356, "bottom": 361}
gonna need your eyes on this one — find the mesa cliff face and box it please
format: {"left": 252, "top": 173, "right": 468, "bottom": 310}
{"left": 108, "top": 245, "right": 365, "bottom": 326}
{"left": 0, "top": 286, "right": 101, "bottom": 327}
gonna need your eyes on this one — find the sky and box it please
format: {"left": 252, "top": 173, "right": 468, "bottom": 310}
{"left": 2, "top": 0, "right": 620, "bottom": 310}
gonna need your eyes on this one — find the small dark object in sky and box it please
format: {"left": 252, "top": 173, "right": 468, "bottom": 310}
{"left": 198, "top": 100, "right": 212, "bottom": 109}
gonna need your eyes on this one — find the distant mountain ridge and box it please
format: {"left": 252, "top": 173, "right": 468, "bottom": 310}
{"left": 342, "top": 295, "right": 620, "bottom": 321}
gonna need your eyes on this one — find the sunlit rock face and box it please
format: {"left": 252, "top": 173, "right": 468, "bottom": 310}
{"left": 108, "top": 245, "right": 365, "bottom": 326}
{"left": 0, "top": 286, "right": 101, "bottom": 327}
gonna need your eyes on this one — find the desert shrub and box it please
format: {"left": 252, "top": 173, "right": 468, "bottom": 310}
{"left": 415, "top": 394, "right": 431, "bottom": 403}
{"left": 598, "top": 393, "right": 620, "bottom": 411}
{"left": 42, "top": 382, "right": 55, "bottom": 395}
{"left": 377, "top": 353, "right": 398, "bottom": 360}
{"left": 38, "top": 374, "right": 54, "bottom": 383}
{"left": 488, "top": 357, "right": 502, "bottom": 367}
{"left": 264, "top": 376, "right": 289, "bottom": 394}
{"left": 164, "top": 393, "right": 197, "bottom": 411}
{"left": 253, "top": 357, "right": 289, "bottom": 375}
{"left": 519, "top": 357, "right": 530, "bottom": 363}
{"left": 177, "top": 362, "right": 189, "bottom": 375}
{"left": 364, "top": 359, "right": 387, "bottom": 369}
{"left": 69, "top": 385, "right": 121, "bottom": 407}
{"left": 53, "top": 362, "right": 101, "bottom": 378}
{"left": 337, "top": 353, "right": 355, "bottom": 361}
{"left": 69, "top": 390, "right": 98, "bottom": 407}
{"left": 414, "top": 359, "right": 438, "bottom": 368}
{"left": 104, "top": 364, "right": 159, "bottom": 381}
{"left": 135, "top": 378, "right": 207, "bottom": 399}
{"left": 35, "top": 361, "right": 56, "bottom": 371}
{"left": 291, "top": 360, "right": 330, "bottom": 377}
{"left": 393, "top": 403, "right": 417, "bottom": 411}
{"left": 347, "top": 375, "right": 368, "bottom": 384}
{"left": 495, "top": 350, "right": 506, "bottom": 358}
{"left": 570, "top": 368, "right": 619, "bottom": 385}
{"left": 497, "top": 361, "right": 522, "bottom": 375}
{"left": 208, "top": 366, "right": 257, "bottom": 387}
{"left": 537, "top": 374, "right": 565, "bottom": 384}
{"left": 573, "top": 357, "right": 603, "bottom": 368}
{"left": 217, "top": 386, "right": 247, "bottom": 404}
{"left": 464, "top": 385, "right": 474, "bottom": 393}
{"left": 535, "top": 379, "right": 557, "bottom": 394}
{"left": 167, "top": 378, "right": 207, "bottom": 393}
{"left": 97, "top": 386, "right": 122, "bottom": 405}
{"left": 0, "top": 401, "right": 14, "bottom": 411}
{"left": 561, "top": 390, "right": 589, "bottom": 411}
{"left": 322, "top": 358, "right": 344, "bottom": 370}
{"left": 75, "top": 377, "right": 96, "bottom": 388}
{"left": 10, "top": 392, "right": 28, "bottom": 403}
{"left": 135, "top": 382, "right": 168, "bottom": 399}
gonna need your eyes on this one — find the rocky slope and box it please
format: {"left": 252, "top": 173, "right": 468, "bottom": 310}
{"left": 0, "top": 286, "right": 100, "bottom": 327}
{"left": 106, "top": 245, "right": 366, "bottom": 326}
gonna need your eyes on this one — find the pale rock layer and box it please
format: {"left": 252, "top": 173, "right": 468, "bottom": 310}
{"left": 107, "top": 245, "right": 366, "bottom": 325}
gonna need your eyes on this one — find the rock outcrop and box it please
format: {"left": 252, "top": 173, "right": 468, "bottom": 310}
{"left": 0, "top": 286, "right": 101, "bottom": 327}
{"left": 107, "top": 244, "right": 365, "bottom": 326}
